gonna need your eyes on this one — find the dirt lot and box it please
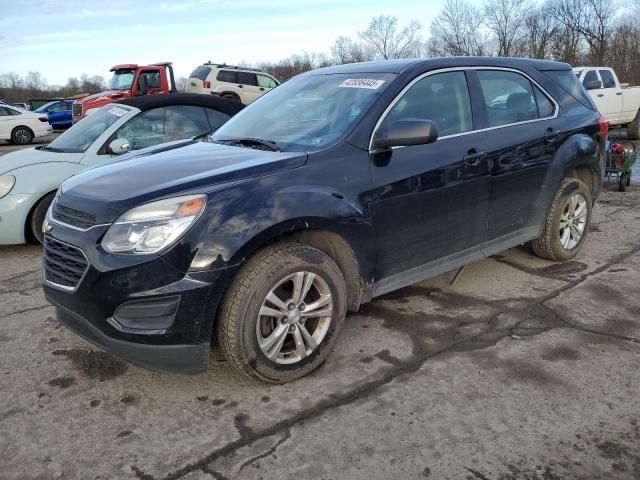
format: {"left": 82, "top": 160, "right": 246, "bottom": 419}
{"left": 1, "top": 135, "right": 639, "bottom": 479}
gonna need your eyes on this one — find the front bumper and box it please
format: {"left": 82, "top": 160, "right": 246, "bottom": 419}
{"left": 42, "top": 224, "right": 233, "bottom": 374}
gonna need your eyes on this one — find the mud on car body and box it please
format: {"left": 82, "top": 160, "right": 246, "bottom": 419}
{"left": 43, "top": 57, "right": 605, "bottom": 383}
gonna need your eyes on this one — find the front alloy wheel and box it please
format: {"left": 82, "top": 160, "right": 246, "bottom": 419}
{"left": 257, "top": 271, "right": 333, "bottom": 364}
{"left": 217, "top": 243, "right": 347, "bottom": 383}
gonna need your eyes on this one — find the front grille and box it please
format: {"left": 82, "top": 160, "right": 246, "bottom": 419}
{"left": 52, "top": 202, "right": 97, "bottom": 229}
{"left": 71, "top": 103, "right": 82, "bottom": 116}
{"left": 43, "top": 237, "right": 89, "bottom": 290}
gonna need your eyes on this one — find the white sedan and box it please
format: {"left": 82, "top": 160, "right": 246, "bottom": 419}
{"left": 0, "top": 104, "right": 52, "bottom": 144}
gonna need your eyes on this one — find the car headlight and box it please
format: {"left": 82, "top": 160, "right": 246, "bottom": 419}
{"left": 101, "top": 194, "right": 206, "bottom": 254}
{"left": 0, "top": 175, "right": 16, "bottom": 199}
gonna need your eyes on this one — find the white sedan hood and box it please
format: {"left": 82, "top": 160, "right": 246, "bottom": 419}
{"left": 0, "top": 147, "right": 82, "bottom": 175}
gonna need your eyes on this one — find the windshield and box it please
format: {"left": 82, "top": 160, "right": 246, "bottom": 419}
{"left": 109, "top": 70, "right": 135, "bottom": 90}
{"left": 211, "top": 73, "right": 396, "bottom": 152}
{"left": 48, "top": 105, "right": 132, "bottom": 153}
{"left": 35, "top": 102, "right": 55, "bottom": 113}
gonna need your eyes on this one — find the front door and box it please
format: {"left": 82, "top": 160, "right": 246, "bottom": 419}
{"left": 371, "top": 70, "right": 491, "bottom": 290}
{"left": 470, "top": 69, "right": 565, "bottom": 245}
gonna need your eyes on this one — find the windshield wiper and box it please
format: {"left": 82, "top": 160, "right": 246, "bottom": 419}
{"left": 37, "top": 145, "right": 64, "bottom": 152}
{"left": 215, "top": 137, "right": 280, "bottom": 152}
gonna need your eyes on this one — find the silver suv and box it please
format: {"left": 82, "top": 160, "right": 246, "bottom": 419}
{"left": 187, "top": 62, "right": 279, "bottom": 105}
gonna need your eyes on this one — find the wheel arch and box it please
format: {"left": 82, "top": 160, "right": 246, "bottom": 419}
{"left": 23, "top": 189, "right": 57, "bottom": 243}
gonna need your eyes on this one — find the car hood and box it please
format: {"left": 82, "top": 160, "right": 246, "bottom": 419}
{"left": 0, "top": 147, "right": 82, "bottom": 175}
{"left": 59, "top": 141, "right": 308, "bottom": 222}
{"left": 78, "top": 90, "right": 128, "bottom": 107}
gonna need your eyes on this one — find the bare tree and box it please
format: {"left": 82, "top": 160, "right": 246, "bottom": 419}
{"left": 331, "top": 36, "right": 375, "bottom": 64}
{"left": 429, "top": 0, "right": 489, "bottom": 56}
{"left": 175, "top": 76, "right": 189, "bottom": 92}
{"left": 358, "top": 15, "right": 422, "bottom": 60}
{"left": 484, "top": 0, "right": 532, "bottom": 56}
{"left": 523, "top": 5, "right": 560, "bottom": 59}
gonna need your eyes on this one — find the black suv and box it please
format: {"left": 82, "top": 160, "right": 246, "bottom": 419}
{"left": 43, "top": 58, "right": 605, "bottom": 383}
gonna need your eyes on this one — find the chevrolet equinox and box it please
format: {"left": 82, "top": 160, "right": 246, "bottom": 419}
{"left": 42, "top": 58, "right": 605, "bottom": 383}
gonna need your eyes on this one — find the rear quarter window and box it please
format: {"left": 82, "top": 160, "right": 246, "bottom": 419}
{"left": 543, "top": 70, "right": 596, "bottom": 110}
{"left": 217, "top": 70, "right": 237, "bottom": 83}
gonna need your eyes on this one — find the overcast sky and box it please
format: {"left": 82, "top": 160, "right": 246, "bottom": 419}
{"left": 1, "top": 0, "right": 443, "bottom": 85}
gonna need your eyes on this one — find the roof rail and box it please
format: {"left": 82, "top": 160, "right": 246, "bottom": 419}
{"left": 203, "top": 61, "right": 260, "bottom": 72}
{"left": 150, "top": 62, "right": 173, "bottom": 67}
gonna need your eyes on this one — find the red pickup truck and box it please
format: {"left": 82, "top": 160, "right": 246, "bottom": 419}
{"left": 72, "top": 62, "right": 176, "bottom": 122}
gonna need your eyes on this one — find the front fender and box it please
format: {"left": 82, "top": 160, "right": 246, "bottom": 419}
{"left": 162, "top": 183, "right": 372, "bottom": 274}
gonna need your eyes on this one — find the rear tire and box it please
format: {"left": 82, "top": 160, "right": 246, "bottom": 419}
{"left": 627, "top": 111, "right": 640, "bottom": 140}
{"left": 532, "top": 179, "right": 592, "bottom": 262}
{"left": 11, "top": 126, "right": 34, "bottom": 145}
{"left": 217, "top": 243, "right": 347, "bottom": 383}
{"left": 30, "top": 192, "right": 55, "bottom": 245}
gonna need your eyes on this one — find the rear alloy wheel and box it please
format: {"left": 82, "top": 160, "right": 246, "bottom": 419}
{"left": 217, "top": 243, "right": 347, "bottom": 383}
{"left": 532, "top": 178, "right": 592, "bottom": 261}
{"left": 12, "top": 126, "right": 34, "bottom": 145}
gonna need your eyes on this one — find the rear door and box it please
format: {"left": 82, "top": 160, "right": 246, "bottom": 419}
{"left": 469, "top": 69, "right": 564, "bottom": 246}
{"left": 371, "top": 70, "right": 491, "bottom": 286}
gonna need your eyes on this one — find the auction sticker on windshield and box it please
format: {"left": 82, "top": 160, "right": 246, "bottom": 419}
{"left": 107, "top": 106, "right": 128, "bottom": 117}
{"left": 338, "top": 79, "right": 385, "bottom": 89}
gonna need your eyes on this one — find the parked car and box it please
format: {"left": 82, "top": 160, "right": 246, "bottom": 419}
{"left": 11, "top": 102, "right": 30, "bottom": 111}
{"left": 0, "top": 104, "right": 52, "bottom": 144}
{"left": 35, "top": 100, "right": 74, "bottom": 129}
{"left": 187, "top": 62, "right": 279, "bottom": 104}
{"left": 573, "top": 67, "right": 640, "bottom": 139}
{"left": 43, "top": 58, "right": 604, "bottom": 383}
{"left": 72, "top": 62, "right": 177, "bottom": 122}
{"left": 0, "top": 93, "right": 242, "bottom": 245}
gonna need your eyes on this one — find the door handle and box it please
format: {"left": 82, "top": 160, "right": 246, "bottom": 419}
{"left": 545, "top": 127, "right": 558, "bottom": 142}
{"left": 597, "top": 93, "right": 604, "bottom": 97}
{"left": 237, "top": 85, "right": 243, "bottom": 88}
{"left": 463, "top": 150, "right": 487, "bottom": 166}
{"left": 616, "top": 92, "right": 623, "bottom": 95}
{"left": 259, "top": 87, "right": 265, "bottom": 91}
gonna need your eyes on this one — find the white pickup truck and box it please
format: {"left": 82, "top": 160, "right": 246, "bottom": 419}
{"left": 573, "top": 67, "right": 640, "bottom": 139}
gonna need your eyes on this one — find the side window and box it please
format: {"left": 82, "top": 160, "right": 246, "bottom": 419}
{"left": 138, "top": 70, "right": 161, "bottom": 90}
{"left": 205, "top": 108, "right": 230, "bottom": 131}
{"left": 387, "top": 71, "right": 473, "bottom": 137}
{"left": 237, "top": 72, "right": 257, "bottom": 86}
{"left": 257, "top": 74, "right": 277, "bottom": 89}
{"left": 599, "top": 70, "right": 616, "bottom": 89}
{"left": 533, "top": 86, "right": 555, "bottom": 118}
{"left": 113, "top": 106, "right": 210, "bottom": 151}
{"left": 0, "top": 107, "right": 9, "bottom": 116}
{"left": 65, "top": 102, "right": 72, "bottom": 111}
{"left": 217, "top": 70, "right": 237, "bottom": 83}
{"left": 583, "top": 70, "right": 599, "bottom": 87}
{"left": 477, "top": 70, "right": 544, "bottom": 127}
{"left": 50, "top": 103, "right": 65, "bottom": 112}
{"left": 3, "top": 107, "right": 21, "bottom": 116}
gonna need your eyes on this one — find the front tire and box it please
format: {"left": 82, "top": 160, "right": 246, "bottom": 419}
{"left": 532, "top": 179, "right": 592, "bottom": 262}
{"left": 30, "top": 192, "right": 55, "bottom": 245}
{"left": 217, "top": 243, "right": 347, "bottom": 383}
{"left": 11, "top": 126, "right": 34, "bottom": 145}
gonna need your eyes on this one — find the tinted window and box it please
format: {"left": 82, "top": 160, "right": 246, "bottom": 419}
{"left": 544, "top": 70, "right": 596, "bottom": 110}
{"left": 388, "top": 71, "right": 472, "bottom": 136}
{"left": 599, "top": 70, "right": 616, "bottom": 88}
{"left": 205, "top": 108, "right": 230, "bottom": 131}
{"left": 478, "top": 70, "right": 542, "bottom": 127}
{"left": 50, "top": 102, "right": 66, "bottom": 111}
{"left": 583, "top": 70, "right": 598, "bottom": 86}
{"left": 217, "top": 70, "right": 237, "bottom": 83}
{"left": 190, "top": 65, "right": 212, "bottom": 81}
{"left": 237, "top": 72, "right": 257, "bottom": 86}
{"left": 114, "top": 105, "right": 210, "bottom": 150}
{"left": 0, "top": 107, "right": 12, "bottom": 116}
{"left": 257, "top": 74, "right": 277, "bottom": 89}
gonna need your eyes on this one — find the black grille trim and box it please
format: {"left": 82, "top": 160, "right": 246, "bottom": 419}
{"left": 52, "top": 203, "right": 97, "bottom": 230}
{"left": 43, "top": 237, "right": 89, "bottom": 291}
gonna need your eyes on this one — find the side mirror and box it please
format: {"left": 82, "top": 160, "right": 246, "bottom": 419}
{"left": 584, "top": 80, "right": 602, "bottom": 90}
{"left": 107, "top": 138, "right": 131, "bottom": 155}
{"left": 136, "top": 75, "right": 148, "bottom": 96}
{"left": 373, "top": 118, "right": 439, "bottom": 150}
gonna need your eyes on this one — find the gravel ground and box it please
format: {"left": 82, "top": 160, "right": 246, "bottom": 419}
{"left": 0, "top": 132, "right": 639, "bottom": 479}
